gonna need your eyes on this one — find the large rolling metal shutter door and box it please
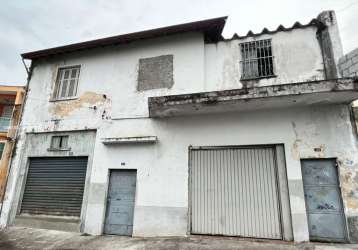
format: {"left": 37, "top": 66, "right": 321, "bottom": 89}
{"left": 21, "top": 157, "right": 88, "bottom": 217}
{"left": 190, "top": 147, "right": 282, "bottom": 239}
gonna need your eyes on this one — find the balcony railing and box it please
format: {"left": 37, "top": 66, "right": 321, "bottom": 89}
{"left": 0, "top": 117, "right": 11, "bottom": 132}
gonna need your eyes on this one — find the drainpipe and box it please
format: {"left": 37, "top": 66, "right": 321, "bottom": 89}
{"left": 0, "top": 57, "right": 33, "bottom": 216}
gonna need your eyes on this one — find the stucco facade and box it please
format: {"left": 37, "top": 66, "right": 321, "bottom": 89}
{"left": 1, "top": 10, "right": 358, "bottom": 243}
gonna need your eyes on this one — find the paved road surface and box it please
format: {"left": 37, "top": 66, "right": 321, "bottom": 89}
{"left": 0, "top": 227, "right": 357, "bottom": 250}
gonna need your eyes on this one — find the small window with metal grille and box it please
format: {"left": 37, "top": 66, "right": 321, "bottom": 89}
{"left": 49, "top": 135, "right": 70, "bottom": 150}
{"left": 53, "top": 66, "right": 80, "bottom": 100}
{"left": 239, "top": 39, "right": 275, "bottom": 80}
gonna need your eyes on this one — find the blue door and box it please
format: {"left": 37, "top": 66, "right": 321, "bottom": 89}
{"left": 104, "top": 170, "right": 136, "bottom": 236}
{"left": 301, "top": 159, "right": 347, "bottom": 242}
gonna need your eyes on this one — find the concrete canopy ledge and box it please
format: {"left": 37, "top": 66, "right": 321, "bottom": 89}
{"left": 148, "top": 78, "right": 358, "bottom": 118}
{"left": 101, "top": 136, "right": 158, "bottom": 145}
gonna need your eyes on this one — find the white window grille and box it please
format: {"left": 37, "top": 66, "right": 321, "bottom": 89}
{"left": 240, "top": 39, "right": 275, "bottom": 80}
{"left": 54, "top": 66, "right": 80, "bottom": 99}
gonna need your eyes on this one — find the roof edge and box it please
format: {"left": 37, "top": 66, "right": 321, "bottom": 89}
{"left": 22, "top": 16, "right": 227, "bottom": 60}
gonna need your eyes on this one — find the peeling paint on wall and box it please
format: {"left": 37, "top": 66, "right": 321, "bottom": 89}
{"left": 340, "top": 167, "right": 358, "bottom": 211}
{"left": 49, "top": 91, "right": 110, "bottom": 118}
{"left": 290, "top": 106, "right": 358, "bottom": 223}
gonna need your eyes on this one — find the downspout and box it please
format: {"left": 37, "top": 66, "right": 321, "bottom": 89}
{"left": 0, "top": 57, "right": 33, "bottom": 215}
{"left": 22, "top": 58, "right": 30, "bottom": 76}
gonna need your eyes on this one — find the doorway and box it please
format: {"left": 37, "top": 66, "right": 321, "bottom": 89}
{"left": 104, "top": 170, "right": 137, "bottom": 236}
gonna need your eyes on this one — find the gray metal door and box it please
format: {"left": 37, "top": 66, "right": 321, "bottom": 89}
{"left": 190, "top": 146, "right": 282, "bottom": 239}
{"left": 104, "top": 170, "right": 136, "bottom": 236}
{"left": 21, "top": 157, "right": 88, "bottom": 217}
{"left": 301, "top": 159, "right": 347, "bottom": 242}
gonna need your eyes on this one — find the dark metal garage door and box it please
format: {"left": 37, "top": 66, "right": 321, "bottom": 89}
{"left": 21, "top": 157, "right": 88, "bottom": 217}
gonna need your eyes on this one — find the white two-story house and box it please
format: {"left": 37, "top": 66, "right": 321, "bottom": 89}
{"left": 1, "top": 10, "right": 358, "bottom": 243}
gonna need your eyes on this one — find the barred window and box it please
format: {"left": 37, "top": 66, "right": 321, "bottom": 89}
{"left": 54, "top": 66, "right": 80, "bottom": 99}
{"left": 239, "top": 39, "right": 275, "bottom": 80}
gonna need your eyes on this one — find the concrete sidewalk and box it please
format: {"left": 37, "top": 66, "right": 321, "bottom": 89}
{"left": 0, "top": 227, "right": 357, "bottom": 250}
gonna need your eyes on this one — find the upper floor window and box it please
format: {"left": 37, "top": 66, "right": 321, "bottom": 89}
{"left": 54, "top": 66, "right": 80, "bottom": 100}
{"left": 239, "top": 39, "right": 275, "bottom": 80}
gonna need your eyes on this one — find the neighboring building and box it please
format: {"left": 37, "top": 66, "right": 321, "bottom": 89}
{"left": 1, "top": 10, "right": 358, "bottom": 243}
{"left": 340, "top": 48, "right": 358, "bottom": 142}
{"left": 0, "top": 86, "right": 25, "bottom": 209}
{"left": 338, "top": 47, "right": 358, "bottom": 78}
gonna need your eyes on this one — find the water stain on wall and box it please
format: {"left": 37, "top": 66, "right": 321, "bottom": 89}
{"left": 341, "top": 167, "right": 358, "bottom": 211}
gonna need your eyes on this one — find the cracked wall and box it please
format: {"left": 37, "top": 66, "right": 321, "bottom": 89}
{"left": 290, "top": 105, "right": 358, "bottom": 242}
{"left": 204, "top": 26, "right": 325, "bottom": 92}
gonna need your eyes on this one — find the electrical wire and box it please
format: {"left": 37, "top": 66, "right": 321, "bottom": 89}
{"left": 337, "top": 0, "right": 358, "bottom": 12}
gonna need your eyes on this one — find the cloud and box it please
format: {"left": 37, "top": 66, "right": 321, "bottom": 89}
{"left": 0, "top": 0, "right": 357, "bottom": 85}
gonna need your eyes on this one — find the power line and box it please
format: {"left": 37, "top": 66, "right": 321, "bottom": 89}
{"left": 337, "top": 0, "right": 358, "bottom": 12}
{"left": 339, "top": 17, "right": 358, "bottom": 31}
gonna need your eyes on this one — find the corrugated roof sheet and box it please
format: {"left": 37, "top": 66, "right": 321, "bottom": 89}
{"left": 229, "top": 18, "right": 325, "bottom": 40}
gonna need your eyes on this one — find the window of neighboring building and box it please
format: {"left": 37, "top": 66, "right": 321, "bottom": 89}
{"left": 239, "top": 39, "right": 275, "bottom": 80}
{"left": 2, "top": 106, "right": 13, "bottom": 118}
{"left": 50, "top": 135, "right": 69, "bottom": 150}
{"left": 0, "top": 106, "right": 13, "bottom": 132}
{"left": 0, "top": 143, "right": 5, "bottom": 160}
{"left": 54, "top": 66, "right": 80, "bottom": 100}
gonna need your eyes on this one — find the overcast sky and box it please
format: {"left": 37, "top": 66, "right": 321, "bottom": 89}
{"left": 1, "top": 0, "right": 357, "bottom": 85}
